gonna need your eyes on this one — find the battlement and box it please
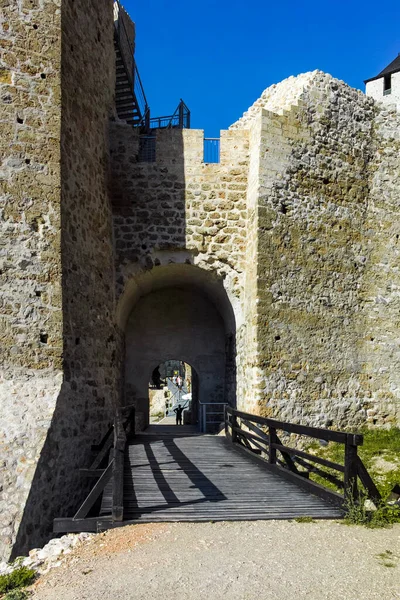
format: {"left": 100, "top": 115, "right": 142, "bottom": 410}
{"left": 109, "top": 123, "right": 248, "bottom": 167}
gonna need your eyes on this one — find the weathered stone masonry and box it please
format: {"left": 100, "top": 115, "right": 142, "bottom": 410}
{"left": 231, "top": 71, "right": 400, "bottom": 429}
{"left": 1, "top": 0, "right": 118, "bottom": 560}
{"left": 110, "top": 125, "right": 250, "bottom": 426}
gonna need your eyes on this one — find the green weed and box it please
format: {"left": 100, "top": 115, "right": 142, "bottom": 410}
{"left": 304, "top": 427, "right": 400, "bottom": 499}
{"left": 344, "top": 491, "right": 400, "bottom": 528}
{"left": 3, "top": 589, "right": 31, "bottom": 600}
{"left": 0, "top": 567, "right": 36, "bottom": 595}
{"left": 294, "top": 516, "right": 315, "bottom": 523}
{"left": 376, "top": 550, "right": 398, "bottom": 568}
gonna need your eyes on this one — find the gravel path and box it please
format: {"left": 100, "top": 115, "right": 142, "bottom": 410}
{"left": 31, "top": 521, "right": 400, "bottom": 600}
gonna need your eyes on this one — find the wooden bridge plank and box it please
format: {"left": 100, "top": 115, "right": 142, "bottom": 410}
{"left": 120, "top": 431, "right": 343, "bottom": 522}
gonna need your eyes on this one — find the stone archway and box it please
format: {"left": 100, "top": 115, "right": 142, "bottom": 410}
{"left": 119, "top": 264, "right": 237, "bottom": 430}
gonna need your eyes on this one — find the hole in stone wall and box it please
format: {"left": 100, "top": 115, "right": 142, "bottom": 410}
{"left": 70, "top": 45, "right": 74, "bottom": 52}
{"left": 370, "top": 337, "right": 374, "bottom": 341}
{"left": 40, "top": 73, "right": 46, "bottom": 79}
{"left": 25, "top": 158, "right": 31, "bottom": 164}
{"left": 40, "top": 333, "right": 48, "bottom": 344}
{"left": 16, "top": 117, "right": 24, "bottom": 124}
{"left": 280, "top": 202, "right": 287, "bottom": 215}
{"left": 75, "top": 337, "right": 80, "bottom": 345}
{"left": 323, "top": 178, "right": 329, "bottom": 185}
{"left": 33, "top": 24, "right": 38, "bottom": 29}
{"left": 275, "top": 335, "right": 281, "bottom": 341}
{"left": 35, "top": 290, "right": 41, "bottom": 297}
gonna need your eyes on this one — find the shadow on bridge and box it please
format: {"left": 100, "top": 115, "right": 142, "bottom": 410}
{"left": 123, "top": 432, "right": 227, "bottom": 520}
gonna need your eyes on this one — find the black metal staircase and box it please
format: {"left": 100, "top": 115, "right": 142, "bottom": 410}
{"left": 113, "top": 0, "right": 149, "bottom": 128}
{"left": 114, "top": 40, "right": 143, "bottom": 126}
{"left": 113, "top": 0, "right": 190, "bottom": 130}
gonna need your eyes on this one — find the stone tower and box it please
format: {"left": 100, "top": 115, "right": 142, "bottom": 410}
{"left": 365, "top": 53, "right": 400, "bottom": 110}
{"left": 1, "top": 0, "right": 400, "bottom": 562}
{"left": 1, "top": 0, "right": 119, "bottom": 560}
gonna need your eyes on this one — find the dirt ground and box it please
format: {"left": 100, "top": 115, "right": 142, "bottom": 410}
{"left": 30, "top": 520, "right": 400, "bottom": 600}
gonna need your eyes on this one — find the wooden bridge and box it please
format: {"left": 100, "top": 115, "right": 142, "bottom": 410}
{"left": 54, "top": 407, "right": 381, "bottom": 534}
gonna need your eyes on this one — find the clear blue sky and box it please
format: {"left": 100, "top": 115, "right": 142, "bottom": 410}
{"left": 123, "top": 0, "right": 400, "bottom": 137}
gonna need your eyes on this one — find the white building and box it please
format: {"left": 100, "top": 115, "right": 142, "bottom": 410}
{"left": 365, "top": 53, "right": 400, "bottom": 110}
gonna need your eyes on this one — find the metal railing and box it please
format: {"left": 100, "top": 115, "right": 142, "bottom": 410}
{"left": 149, "top": 99, "right": 191, "bottom": 130}
{"left": 114, "top": 0, "right": 150, "bottom": 128}
{"left": 204, "top": 138, "right": 220, "bottom": 163}
{"left": 199, "top": 402, "right": 227, "bottom": 433}
{"left": 138, "top": 135, "right": 156, "bottom": 162}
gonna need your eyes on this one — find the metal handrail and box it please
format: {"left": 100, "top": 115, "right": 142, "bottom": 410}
{"left": 114, "top": 0, "right": 150, "bottom": 127}
{"left": 149, "top": 99, "right": 190, "bottom": 130}
{"left": 199, "top": 401, "right": 227, "bottom": 433}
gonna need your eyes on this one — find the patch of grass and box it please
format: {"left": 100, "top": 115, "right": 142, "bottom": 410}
{"left": 299, "top": 427, "right": 400, "bottom": 527}
{"left": 0, "top": 567, "right": 36, "bottom": 596}
{"left": 344, "top": 491, "right": 400, "bottom": 528}
{"left": 150, "top": 411, "right": 165, "bottom": 420}
{"left": 376, "top": 550, "right": 398, "bottom": 568}
{"left": 3, "top": 589, "right": 31, "bottom": 600}
{"left": 304, "top": 427, "right": 400, "bottom": 498}
{"left": 294, "top": 516, "right": 315, "bottom": 523}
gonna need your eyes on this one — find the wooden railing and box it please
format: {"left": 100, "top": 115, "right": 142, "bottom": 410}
{"left": 53, "top": 406, "right": 135, "bottom": 533}
{"left": 225, "top": 407, "right": 381, "bottom": 507}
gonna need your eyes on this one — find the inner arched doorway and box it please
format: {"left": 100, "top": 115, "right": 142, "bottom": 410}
{"left": 120, "top": 264, "right": 237, "bottom": 432}
{"left": 148, "top": 360, "right": 199, "bottom": 425}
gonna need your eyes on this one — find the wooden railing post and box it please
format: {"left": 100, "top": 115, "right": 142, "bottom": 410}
{"left": 269, "top": 426, "right": 277, "bottom": 464}
{"left": 112, "top": 410, "right": 126, "bottom": 522}
{"left": 231, "top": 410, "right": 238, "bottom": 444}
{"left": 344, "top": 434, "right": 359, "bottom": 503}
{"left": 112, "top": 446, "right": 124, "bottom": 521}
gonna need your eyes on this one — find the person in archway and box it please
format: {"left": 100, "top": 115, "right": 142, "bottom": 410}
{"left": 174, "top": 404, "right": 184, "bottom": 425}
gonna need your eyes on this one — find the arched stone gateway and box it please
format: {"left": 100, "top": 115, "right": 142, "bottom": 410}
{"left": 118, "top": 264, "right": 237, "bottom": 431}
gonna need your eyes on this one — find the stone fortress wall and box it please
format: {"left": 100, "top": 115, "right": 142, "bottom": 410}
{"left": 109, "top": 125, "right": 251, "bottom": 426}
{"left": 0, "top": 0, "right": 64, "bottom": 563}
{"left": 1, "top": 0, "right": 400, "bottom": 562}
{"left": 231, "top": 71, "right": 400, "bottom": 428}
{"left": 110, "top": 126, "right": 249, "bottom": 319}
{"left": 0, "top": 0, "right": 118, "bottom": 560}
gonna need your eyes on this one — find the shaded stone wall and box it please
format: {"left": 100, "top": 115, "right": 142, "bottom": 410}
{"left": 125, "top": 287, "right": 226, "bottom": 429}
{"left": 110, "top": 126, "right": 249, "bottom": 314}
{"left": 110, "top": 125, "right": 249, "bottom": 417}
{"left": 0, "top": 0, "right": 118, "bottom": 560}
